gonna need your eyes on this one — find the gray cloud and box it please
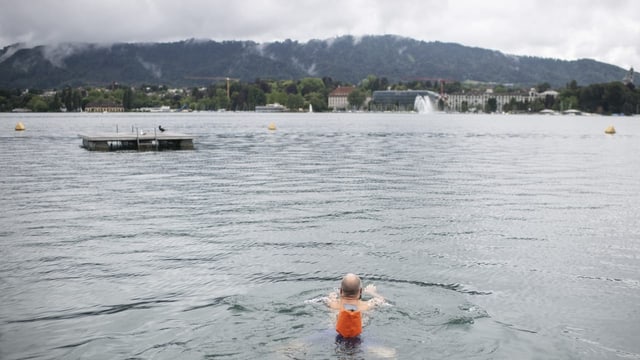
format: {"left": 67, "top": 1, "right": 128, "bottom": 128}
{"left": 136, "top": 56, "right": 162, "bottom": 79}
{"left": 40, "top": 43, "right": 96, "bottom": 68}
{"left": 0, "top": 0, "right": 637, "bottom": 69}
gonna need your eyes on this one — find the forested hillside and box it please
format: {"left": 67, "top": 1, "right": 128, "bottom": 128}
{"left": 0, "top": 35, "right": 631, "bottom": 89}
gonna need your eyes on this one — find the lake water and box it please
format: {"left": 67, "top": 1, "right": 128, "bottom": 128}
{"left": 1, "top": 112, "right": 639, "bottom": 359}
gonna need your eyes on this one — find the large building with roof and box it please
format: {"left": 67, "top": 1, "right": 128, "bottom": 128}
{"left": 371, "top": 89, "right": 558, "bottom": 112}
{"left": 328, "top": 86, "right": 357, "bottom": 110}
{"left": 446, "top": 89, "right": 559, "bottom": 112}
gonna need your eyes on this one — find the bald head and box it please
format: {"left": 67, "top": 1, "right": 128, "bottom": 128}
{"left": 340, "top": 273, "right": 362, "bottom": 298}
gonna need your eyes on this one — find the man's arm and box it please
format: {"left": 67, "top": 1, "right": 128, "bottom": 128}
{"left": 325, "top": 290, "right": 341, "bottom": 310}
{"left": 363, "top": 284, "right": 384, "bottom": 308}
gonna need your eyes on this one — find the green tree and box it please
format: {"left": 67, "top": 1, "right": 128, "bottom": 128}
{"left": 377, "top": 77, "right": 390, "bottom": 91}
{"left": 579, "top": 84, "right": 606, "bottom": 113}
{"left": 48, "top": 93, "right": 62, "bottom": 112}
{"left": 560, "top": 96, "right": 578, "bottom": 111}
{"left": 195, "top": 98, "right": 214, "bottom": 111}
{"left": 0, "top": 95, "right": 8, "bottom": 112}
{"left": 299, "top": 78, "right": 325, "bottom": 95}
{"left": 286, "top": 93, "right": 305, "bottom": 110}
{"left": 267, "top": 91, "right": 288, "bottom": 105}
{"left": 361, "top": 75, "right": 377, "bottom": 92}
{"left": 543, "top": 94, "right": 555, "bottom": 109}
{"left": 322, "top": 77, "right": 337, "bottom": 90}
{"left": 485, "top": 98, "right": 497, "bottom": 113}
{"left": 132, "top": 91, "right": 160, "bottom": 108}
{"left": 461, "top": 100, "right": 469, "bottom": 113}
{"left": 254, "top": 78, "right": 271, "bottom": 94}
{"left": 503, "top": 97, "right": 517, "bottom": 113}
{"left": 530, "top": 99, "right": 546, "bottom": 112}
{"left": 191, "top": 87, "right": 204, "bottom": 101}
{"left": 214, "top": 89, "right": 230, "bottom": 110}
{"left": 603, "top": 82, "right": 625, "bottom": 113}
{"left": 347, "top": 89, "right": 366, "bottom": 109}
{"left": 72, "top": 89, "right": 83, "bottom": 111}
{"left": 27, "top": 96, "right": 48, "bottom": 112}
{"left": 283, "top": 81, "right": 298, "bottom": 94}
{"left": 305, "top": 92, "right": 327, "bottom": 112}
{"left": 61, "top": 87, "right": 73, "bottom": 111}
{"left": 247, "top": 85, "right": 266, "bottom": 109}
{"left": 122, "top": 87, "right": 134, "bottom": 110}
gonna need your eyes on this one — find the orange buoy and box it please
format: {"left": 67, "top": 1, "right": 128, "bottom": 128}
{"left": 267, "top": 122, "right": 276, "bottom": 131}
{"left": 15, "top": 122, "right": 25, "bottom": 131}
{"left": 604, "top": 125, "right": 616, "bottom": 134}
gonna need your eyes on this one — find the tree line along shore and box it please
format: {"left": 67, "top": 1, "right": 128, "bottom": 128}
{"left": 1, "top": 75, "right": 639, "bottom": 115}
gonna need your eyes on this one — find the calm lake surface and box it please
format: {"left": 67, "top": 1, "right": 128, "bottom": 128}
{"left": 1, "top": 112, "right": 639, "bottom": 359}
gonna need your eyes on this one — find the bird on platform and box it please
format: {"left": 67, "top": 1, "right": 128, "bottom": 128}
{"left": 159, "top": 125, "right": 166, "bottom": 132}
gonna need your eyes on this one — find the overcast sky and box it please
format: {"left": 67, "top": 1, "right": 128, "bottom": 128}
{"left": 0, "top": 0, "right": 638, "bottom": 69}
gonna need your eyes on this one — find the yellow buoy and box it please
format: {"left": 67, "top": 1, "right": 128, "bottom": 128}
{"left": 267, "top": 122, "right": 277, "bottom": 131}
{"left": 604, "top": 125, "right": 616, "bottom": 134}
{"left": 15, "top": 122, "right": 25, "bottom": 131}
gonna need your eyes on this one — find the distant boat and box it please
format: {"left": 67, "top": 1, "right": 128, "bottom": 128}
{"left": 563, "top": 109, "right": 582, "bottom": 116}
{"left": 255, "top": 103, "right": 286, "bottom": 113}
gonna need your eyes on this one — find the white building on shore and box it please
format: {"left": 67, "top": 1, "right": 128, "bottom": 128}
{"left": 446, "top": 88, "right": 559, "bottom": 112}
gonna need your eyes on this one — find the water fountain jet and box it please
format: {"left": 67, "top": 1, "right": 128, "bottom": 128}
{"left": 414, "top": 95, "right": 434, "bottom": 114}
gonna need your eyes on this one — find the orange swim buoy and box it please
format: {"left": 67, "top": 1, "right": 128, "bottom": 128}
{"left": 336, "top": 307, "right": 362, "bottom": 338}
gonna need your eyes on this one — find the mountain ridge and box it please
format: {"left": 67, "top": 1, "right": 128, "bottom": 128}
{"left": 0, "top": 35, "right": 631, "bottom": 89}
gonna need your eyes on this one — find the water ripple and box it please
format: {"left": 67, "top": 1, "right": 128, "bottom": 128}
{"left": 8, "top": 300, "right": 177, "bottom": 323}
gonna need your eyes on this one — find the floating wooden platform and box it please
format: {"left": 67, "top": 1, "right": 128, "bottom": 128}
{"left": 78, "top": 131, "right": 194, "bottom": 151}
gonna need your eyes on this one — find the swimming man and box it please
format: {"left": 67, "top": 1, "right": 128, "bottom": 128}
{"left": 326, "top": 273, "right": 385, "bottom": 338}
